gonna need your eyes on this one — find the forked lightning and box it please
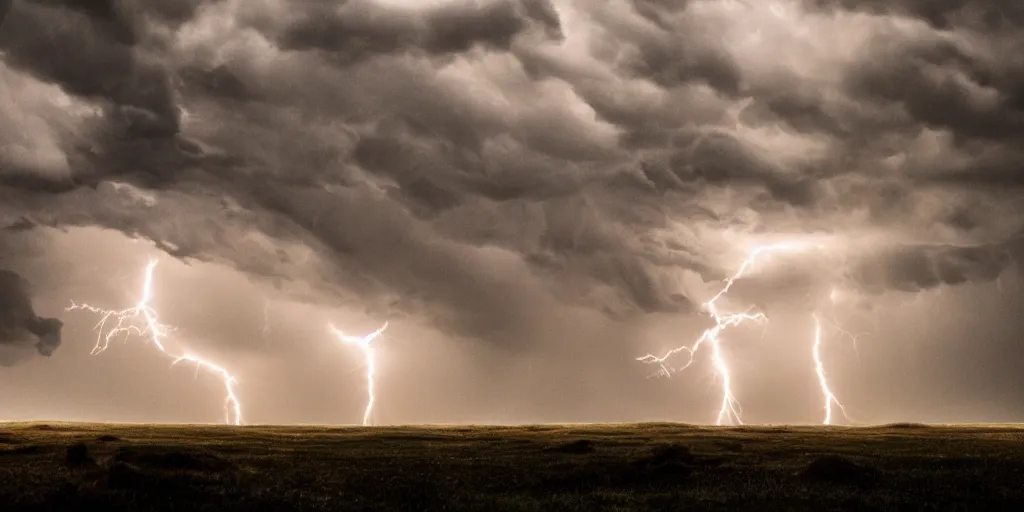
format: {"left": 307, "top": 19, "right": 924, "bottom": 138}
{"left": 638, "top": 242, "right": 851, "bottom": 425}
{"left": 66, "top": 260, "right": 244, "bottom": 425}
{"left": 328, "top": 322, "right": 389, "bottom": 426}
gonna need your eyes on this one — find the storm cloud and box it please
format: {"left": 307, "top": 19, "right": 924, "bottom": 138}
{"left": 2, "top": 0, "right": 1023, "bottom": 333}
{"left": 0, "top": 269, "right": 62, "bottom": 364}
{"left": 1, "top": 0, "right": 1024, "bottom": 424}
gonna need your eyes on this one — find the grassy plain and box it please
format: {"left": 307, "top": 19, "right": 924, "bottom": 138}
{"left": 1, "top": 422, "right": 1022, "bottom": 511}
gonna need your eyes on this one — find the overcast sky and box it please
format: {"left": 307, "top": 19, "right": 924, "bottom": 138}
{"left": 1, "top": 0, "right": 1024, "bottom": 426}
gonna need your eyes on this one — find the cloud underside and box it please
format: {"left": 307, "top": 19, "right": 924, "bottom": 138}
{"left": 0, "top": 268, "right": 62, "bottom": 365}
{"left": 1, "top": 0, "right": 1023, "bottom": 347}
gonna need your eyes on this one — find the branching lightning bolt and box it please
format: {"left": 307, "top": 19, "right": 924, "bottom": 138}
{"left": 328, "top": 322, "right": 389, "bottom": 426}
{"left": 65, "top": 259, "right": 244, "bottom": 425}
{"left": 821, "top": 287, "right": 874, "bottom": 360}
{"left": 638, "top": 242, "right": 850, "bottom": 425}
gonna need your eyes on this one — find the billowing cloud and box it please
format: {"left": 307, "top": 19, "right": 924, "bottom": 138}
{"left": 805, "top": 1, "right": 1024, "bottom": 31}
{"left": 1, "top": 1, "right": 180, "bottom": 138}
{"left": 261, "top": 0, "right": 563, "bottom": 63}
{"left": 0, "top": 269, "right": 63, "bottom": 365}
{"left": 848, "top": 242, "right": 1017, "bottom": 294}
{"left": 1, "top": 0, "right": 1023, "bottom": 357}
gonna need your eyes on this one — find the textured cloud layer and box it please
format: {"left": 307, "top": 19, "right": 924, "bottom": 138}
{"left": 1, "top": 0, "right": 1023, "bottom": 351}
{"left": 0, "top": 269, "right": 62, "bottom": 364}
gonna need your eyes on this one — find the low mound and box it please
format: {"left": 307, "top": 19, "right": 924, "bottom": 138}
{"left": 65, "top": 443, "right": 97, "bottom": 468}
{"left": 546, "top": 439, "right": 595, "bottom": 454}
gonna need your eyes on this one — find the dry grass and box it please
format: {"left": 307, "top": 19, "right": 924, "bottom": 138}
{"left": 1, "top": 422, "right": 1023, "bottom": 511}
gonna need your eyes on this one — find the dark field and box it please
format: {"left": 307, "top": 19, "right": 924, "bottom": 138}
{"left": 1, "top": 422, "right": 1023, "bottom": 511}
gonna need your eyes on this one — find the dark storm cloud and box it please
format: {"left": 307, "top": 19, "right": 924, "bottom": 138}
{"left": 25, "top": 0, "right": 217, "bottom": 38}
{"left": 178, "top": 65, "right": 255, "bottom": 102}
{"left": 683, "top": 133, "right": 819, "bottom": 206}
{"left": 838, "top": 40, "right": 1024, "bottom": 189}
{"left": 807, "top": 0, "right": 1024, "bottom": 188}
{"left": 0, "top": 0, "right": 10, "bottom": 29}
{"left": 0, "top": 270, "right": 62, "bottom": 362}
{"left": 137, "top": 0, "right": 216, "bottom": 26}
{"left": 844, "top": 38, "right": 1023, "bottom": 142}
{"left": 261, "top": 0, "right": 562, "bottom": 64}
{"left": 3, "top": 0, "right": 1024, "bottom": 358}
{"left": 0, "top": 0, "right": 180, "bottom": 139}
{"left": 913, "top": 147, "right": 1024, "bottom": 189}
{"left": 848, "top": 242, "right": 1016, "bottom": 294}
{"left": 621, "top": 34, "right": 740, "bottom": 94}
{"left": 737, "top": 91, "right": 847, "bottom": 140}
{"left": 26, "top": 0, "right": 141, "bottom": 44}
{"left": 3, "top": 217, "right": 37, "bottom": 233}
{"left": 805, "top": 1, "right": 1024, "bottom": 31}
{"left": 244, "top": 185, "right": 564, "bottom": 344}
{"left": 585, "top": 0, "right": 741, "bottom": 94}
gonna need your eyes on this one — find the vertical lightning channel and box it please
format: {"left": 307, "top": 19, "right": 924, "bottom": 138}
{"left": 329, "top": 322, "right": 389, "bottom": 426}
{"left": 809, "top": 287, "right": 861, "bottom": 424}
{"left": 812, "top": 313, "right": 848, "bottom": 425}
{"left": 637, "top": 242, "right": 822, "bottom": 425}
{"left": 65, "top": 259, "right": 244, "bottom": 425}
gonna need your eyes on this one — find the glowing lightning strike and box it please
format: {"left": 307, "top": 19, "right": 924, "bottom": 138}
{"left": 65, "top": 259, "right": 244, "bottom": 425}
{"left": 638, "top": 241, "right": 826, "bottom": 425}
{"left": 812, "top": 313, "right": 848, "bottom": 425}
{"left": 328, "top": 322, "right": 389, "bottom": 426}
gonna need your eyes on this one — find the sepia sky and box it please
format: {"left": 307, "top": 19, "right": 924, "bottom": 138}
{"left": 2, "top": 0, "right": 1024, "bottom": 425}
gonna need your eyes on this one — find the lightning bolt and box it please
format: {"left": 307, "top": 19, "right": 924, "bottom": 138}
{"left": 812, "top": 313, "right": 848, "bottom": 425}
{"left": 639, "top": 241, "right": 852, "bottom": 425}
{"left": 328, "top": 321, "right": 389, "bottom": 426}
{"left": 65, "top": 259, "right": 244, "bottom": 425}
{"left": 821, "top": 287, "right": 874, "bottom": 359}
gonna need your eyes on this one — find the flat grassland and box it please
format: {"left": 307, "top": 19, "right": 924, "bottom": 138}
{"left": 1, "top": 423, "right": 1023, "bottom": 511}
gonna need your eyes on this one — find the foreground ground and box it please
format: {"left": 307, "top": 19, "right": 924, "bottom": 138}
{"left": 1, "top": 423, "right": 1023, "bottom": 511}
